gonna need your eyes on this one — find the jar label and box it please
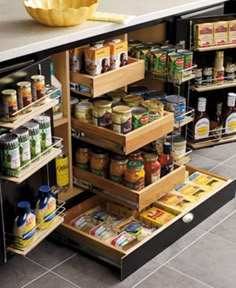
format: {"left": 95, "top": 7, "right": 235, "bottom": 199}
{"left": 112, "top": 118, "right": 132, "bottom": 134}
{"left": 56, "top": 157, "right": 69, "bottom": 187}
{"left": 40, "top": 126, "right": 52, "bottom": 151}
{"left": 30, "top": 134, "right": 41, "bottom": 158}
{"left": 36, "top": 196, "right": 56, "bottom": 225}
{"left": 3, "top": 146, "right": 21, "bottom": 169}
{"left": 125, "top": 178, "right": 145, "bottom": 191}
{"left": 194, "top": 118, "right": 210, "bottom": 139}
{"left": 20, "top": 139, "right": 31, "bottom": 164}
{"left": 14, "top": 211, "right": 36, "bottom": 245}
{"left": 225, "top": 112, "right": 236, "bottom": 134}
{"left": 110, "top": 174, "right": 123, "bottom": 184}
{"left": 91, "top": 167, "right": 108, "bottom": 178}
{"left": 76, "top": 162, "right": 89, "bottom": 170}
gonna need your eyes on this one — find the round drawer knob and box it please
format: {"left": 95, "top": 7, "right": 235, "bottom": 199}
{"left": 182, "top": 213, "right": 194, "bottom": 223}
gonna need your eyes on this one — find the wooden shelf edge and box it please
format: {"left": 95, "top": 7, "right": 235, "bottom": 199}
{"left": 58, "top": 186, "right": 85, "bottom": 202}
{"left": 53, "top": 117, "right": 68, "bottom": 128}
{"left": 1, "top": 147, "right": 62, "bottom": 183}
{"left": 174, "top": 116, "right": 193, "bottom": 129}
{"left": 192, "top": 81, "right": 236, "bottom": 92}
{"left": 7, "top": 215, "right": 64, "bottom": 256}
{"left": 187, "top": 136, "right": 236, "bottom": 149}
{"left": 0, "top": 98, "right": 58, "bottom": 129}
{"left": 194, "top": 43, "right": 236, "bottom": 51}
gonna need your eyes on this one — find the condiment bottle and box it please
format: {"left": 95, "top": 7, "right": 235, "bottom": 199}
{"left": 35, "top": 185, "right": 57, "bottom": 229}
{"left": 109, "top": 155, "right": 128, "bottom": 184}
{"left": 159, "top": 143, "right": 174, "bottom": 177}
{"left": 223, "top": 92, "right": 236, "bottom": 136}
{"left": 14, "top": 201, "right": 36, "bottom": 247}
{"left": 213, "top": 51, "right": 224, "bottom": 84}
{"left": 210, "top": 102, "right": 223, "bottom": 140}
{"left": 56, "top": 151, "right": 69, "bottom": 192}
{"left": 143, "top": 153, "right": 161, "bottom": 186}
{"left": 124, "top": 160, "right": 145, "bottom": 191}
{"left": 192, "top": 97, "right": 210, "bottom": 141}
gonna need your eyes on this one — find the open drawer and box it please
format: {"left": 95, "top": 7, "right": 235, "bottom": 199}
{"left": 56, "top": 166, "right": 235, "bottom": 280}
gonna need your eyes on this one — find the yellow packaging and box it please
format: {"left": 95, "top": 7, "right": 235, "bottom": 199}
{"left": 85, "top": 44, "right": 110, "bottom": 75}
{"left": 187, "top": 172, "right": 225, "bottom": 191}
{"left": 214, "top": 21, "right": 228, "bottom": 46}
{"left": 175, "top": 181, "right": 208, "bottom": 201}
{"left": 194, "top": 23, "right": 214, "bottom": 48}
{"left": 228, "top": 20, "right": 236, "bottom": 44}
{"left": 108, "top": 39, "right": 128, "bottom": 69}
{"left": 140, "top": 207, "right": 175, "bottom": 227}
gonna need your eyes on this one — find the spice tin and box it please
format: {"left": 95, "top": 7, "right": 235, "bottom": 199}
{"left": 34, "top": 115, "right": 52, "bottom": 152}
{"left": 131, "top": 106, "right": 149, "bottom": 129}
{"left": 23, "top": 120, "right": 41, "bottom": 160}
{"left": 0, "top": 133, "right": 21, "bottom": 174}
{"left": 31, "top": 75, "right": 46, "bottom": 105}
{"left": 11, "top": 127, "right": 31, "bottom": 166}
{"left": 1, "top": 89, "right": 18, "bottom": 121}
{"left": 16, "top": 81, "right": 32, "bottom": 113}
{"left": 168, "top": 52, "right": 184, "bottom": 81}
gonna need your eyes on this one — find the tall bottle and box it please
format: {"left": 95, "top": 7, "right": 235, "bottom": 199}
{"left": 50, "top": 60, "right": 63, "bottom": 120}
{"left": 193, "top": 97, "right": 210, "bottom": 141}
{"left": 56, "top": 151, "right": 69, "bottom": 192}
{"left": 159, "top": 142, "right": 174, "bottom": 178}
{"left": 223, "top": 92, "right": 236, "bottom": 136}
{"left": 213, "top": 51, "right": 224, "bottom": 84}
{"left": 210, "top": 102, "right": 223, "bottom": 140}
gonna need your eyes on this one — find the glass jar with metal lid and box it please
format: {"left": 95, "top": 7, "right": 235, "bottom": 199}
{"left": 31, "top": 75, "right": 46, "bottom": 105}
{"left": 74, "top": 102, "right": 93, "bottom": 122}
{"left": 143, "top": 153, "right": 161, "bottom": 186}
{"left": 1, "top": 89, "right": 18, "bottom": 121}
{"left": 112, "top": 105, "right": 132, "bottom": 134}
{"left": 124, "top": 160, "right": 145, "bottom": 191}
{"left": 109, "top": 155, "right": 128, "bottom": 184}
{"left": 75, "top": 147, "right": 90, "bottom": 170}
{"left": 92, "top": 100, "right": 112, "bottom": 129}
{"left": 90, "top": 149, "right": 109, "bottom": 177}
{"left": 16, "top": 81, "right": 32, "bottom": 113}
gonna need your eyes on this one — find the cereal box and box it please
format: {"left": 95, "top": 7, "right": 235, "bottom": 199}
{"left": 228, "top": 20, "right": 236, "bottom": 44}
{"left": 85, "top": 44, "right": 110, "bottom": 76}
{"left": 214, "top": 21, "right": 228, "bottom": 46}
{"left": 194, "top": 23, "right": 214, "bottom": 48}
{"left": 108, "top": 39, "right": 128, "bottom": 70}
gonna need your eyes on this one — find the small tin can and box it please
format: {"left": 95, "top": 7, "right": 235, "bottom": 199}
{"left": 1, "top": 89, "right": 18, "bottom": 121}
{"left": 31, "top": 75, "right": 46, "bottom": 105}
{"left": 128, "top": 40, "right": 143, "bottom": 56}
{"left": 203, "top": 67, "right": 213, "bottom": 86}
{"left": 11, "top": 127, "right": 31, "bottom": 167}
{"left": 195, "top": 68, "right": 203, "bottom": 86}
{"left": 177, "top": 49, "right": 193, "bottom": 77}
{"left": 168, "top": 53, "right": 184, "bottom": 81}
{"left": 135, "top": 44, "right": 152, "bottom": 70}
{"left": 34, "top": 115, "right": 52, "bottom": 152}
{"left": 23, "top": 120, "right": 41, "bottom": 160}
{"left": 131, "top": 106, "right": 149, "bottom": 129}
{"left": 151, "top": 49, "right": 167, "bottom": 76}
{"left": 112, "top": 105, "right": 132, "bottom": 134}
{"left": 16, "top": 81, "right": 32, "bottom": 113}
{"left": 165, "top": 95, "right": 186, "bottom": 122}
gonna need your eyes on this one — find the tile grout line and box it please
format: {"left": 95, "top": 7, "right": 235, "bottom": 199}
{"left": 50, "top": 270, "right": 82, "bottom": 288}
{"left": 48, "top": 252, "right": 78, "bottom": 271}
{"left": 132, "top": 208, "right": 236, "bottom": 288}
{"left": 20, "top": 271, "right": 50, "bottom": 288}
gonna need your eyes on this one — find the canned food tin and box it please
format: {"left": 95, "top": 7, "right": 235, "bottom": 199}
{"left": 151, "top": 49, "right": 167, "bottom": 75}
{"left": 131, "top": 106, "right": 149, "bottom": 129}
{"left": 1, "top": 89, "right": 18, "bottom": 120}
{"left": 16, "top": 81, "right": 32, "bottom": 113}
{"left": 128, "top": 40, "right": 143, "bottom": 56}
{"left": 112, "top": 105, "right": 132, "bottom": 134}
{"left": 31, "top": 75, "right": 46, "bottom": 105}
{"left": 135, "top": 44, "right": 152, "bottom": 70}
{"left": 0, "top": 133, "right": 21, "bottom": 172}
{"left": 74, "top": 102, "right": 93, "bottom": 122}
{"left": 92, "top": 100, "right": 112, "bottom": 129}
{"left": 177, "top": 49, "right": 193, "bottom": 69}
{"left": 23, "top": 120, "right": 41, "bottom": 159}
{"left": 165, "top": 95, "right": 186, "bottom": 122}
{"left": 168, "top": 53, "right": 184, "bottom": 81}
{"left": 34, "top": 115, "right": 52, "bottom": 151}
{"left": 142, "top": 100, "right": 164, "bottom": 122}
{"left": 11, "top": 127, "right": 31, "bottom": 166}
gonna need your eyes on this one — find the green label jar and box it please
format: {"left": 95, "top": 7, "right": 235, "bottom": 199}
{"left": 34, "top": 116, "right": 52, "bottom": 151}
{"left": 23, "top": 120, "right": 41, "bottom": 159}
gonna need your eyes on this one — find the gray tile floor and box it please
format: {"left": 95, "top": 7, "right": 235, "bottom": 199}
{"left": 1, "top": 143, "right": 236, "bottom": 288}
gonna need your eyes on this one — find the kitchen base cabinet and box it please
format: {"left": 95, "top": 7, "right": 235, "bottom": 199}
{"left": 56, "top": 166, "right": 235, "bottom": 280}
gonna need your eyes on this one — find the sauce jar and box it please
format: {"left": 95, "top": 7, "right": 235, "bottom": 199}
{"left": 92, "top": 100, "right": 112, "bottom": 129}
{"left": 124, "top": 160, "right": 145, "bottom": 191}
{"left": 31, "top": 75, "right": 46, "bottom": 105}
{"left": 112, "top": 105, "right": 132, "bottom": 134}
{"left": 16, "top": 81, "right": 32, "bottom": 113}
{"left": 143, "top": 153, "right": 161, "bottom": 186}
{"left": 75, "top": 147, "right": 90, "bottom": 170}
{"left": 128, "top": 150, "right": 144, "bottom": 162}
{"left": 1, "top": 89, "right": 18, "bottom": 121}
{"left": 74, "top": 102, "right": 93, "bottom": 122}
{"left": 109, "top": 155, "right": 128, "bottom": 184}
{"left": 90, "top": 149, "right": 109, "bottom": 177}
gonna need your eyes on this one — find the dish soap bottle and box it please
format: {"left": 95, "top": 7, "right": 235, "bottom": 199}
{"left": 50, "top": 60, "right": 63, "bottom": 120}
{"left": 223, "top": 92, "right": 236, "bottom": 136}
{"left": 14, "top": 201, "right": 36, "bottom": 247}
{"left": 35, "top": 185, "right": 57, "bottom": 229}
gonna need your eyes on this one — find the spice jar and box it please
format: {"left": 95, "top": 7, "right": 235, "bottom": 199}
{"left": 75, "top": 147, "right": 90, "bottom": 170}
{"left": 31, "top": 75, "right": 46, "bottom": 105}
{"left": 92, "top": 100, "right": 112, "bottom": 129}
{"left": 90, "top": 149, "right": 109, "bottom": 177}
{"left": 112, "top": 105, "right": 132, "bottom": 134}
{"left": 143, "top": 153, "right": 161, "bottom": 186}
{"left": 128, "top": 150, "right": 144, "bottom": 162}
{"left": 109, "top": 155, "right": 128, "bottom": 184}
{"left": 16, "top": 81, "right": 32, "bottom": 113}
{"left": 1, "top": 89, "right": 18, "bottom": 121}
{"left": 124, "top": 160, "right": 145, "bottom": 191}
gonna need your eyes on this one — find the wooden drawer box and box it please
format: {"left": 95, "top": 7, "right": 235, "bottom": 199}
{"left": 57, "top": 166, "right": 235, "bottom": 279}
{"left": 73, "top": 165, "right": 185, "bottom": 211}
{"left": 71, "top": 111, "right": 174, "bottom": 155}
{"left": 70, "top": 57, "right": 145, "bottom": 98}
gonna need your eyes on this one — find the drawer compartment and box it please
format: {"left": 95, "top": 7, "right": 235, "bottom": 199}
{"left": 73, "top": 165, "right": 186, "bottom": 210}
{"left": 57, "top": 168, "right": 235, "bottom": 279}
{"left": 71, "top": 111, "right": 174, "bottom": 155}
{"left": 70, "top": 57, "right": 145, "bottom": 98}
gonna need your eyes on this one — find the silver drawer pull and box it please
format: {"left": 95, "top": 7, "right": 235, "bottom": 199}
{"left": 182, "top": 213, "right": 194, "bottom": 223}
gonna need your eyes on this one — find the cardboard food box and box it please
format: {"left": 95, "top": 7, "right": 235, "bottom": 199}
{"left": 194, "top": 23, "right": 214, "bottom": 48}
{"left": 214, "top": 21, "right": 228, "bottom": 46}
{"left": 108, "top": 39, "right": 128, "bottom": 70}
{"left": 140, "top": 207, "right": 175, "bottom": 227}
{"left": 228, "top": 20, "right": 236, "bottom": 44}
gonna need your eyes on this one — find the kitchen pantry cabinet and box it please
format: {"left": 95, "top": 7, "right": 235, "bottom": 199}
{"left": 50, "top": 30, "right": 235, "bottom": 280}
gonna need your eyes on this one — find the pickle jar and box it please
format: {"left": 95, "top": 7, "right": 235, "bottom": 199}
{"left": 75, "top": 147, "right": 90, "bottom": 170}
{"left": 109, "top": 155, "right": 128, "bottom": 184}
{"left": 90, "top": 149, "right": 109, "bottom": 177}
{"left": 124, "top": 160, "right": 145, "bottom": 191}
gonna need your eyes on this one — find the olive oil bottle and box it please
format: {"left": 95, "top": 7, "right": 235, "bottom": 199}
{"left": 56, "top": 151, "right": 69, "bottom": 192}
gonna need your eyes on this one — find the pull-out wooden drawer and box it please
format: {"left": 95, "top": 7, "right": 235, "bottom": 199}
{"left": 56, "top": 166, "right": 235, "bottom": 280}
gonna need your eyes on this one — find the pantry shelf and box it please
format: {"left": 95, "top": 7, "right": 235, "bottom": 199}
{"left": 192, "top": 81, "right": 236, "bottom": 92}
{"left": 53, "top": 117, "right": 68, "bottom": 128}
{"left": 194, "top": 43, "right": 236, "bottom": 52}
{"left": 187, "top": 135, "right": 236, "bottom": 149}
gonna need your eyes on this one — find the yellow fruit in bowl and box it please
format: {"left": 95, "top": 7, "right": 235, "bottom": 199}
{"left": 24, "top": 0, "right": 99, "bottom": 27}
